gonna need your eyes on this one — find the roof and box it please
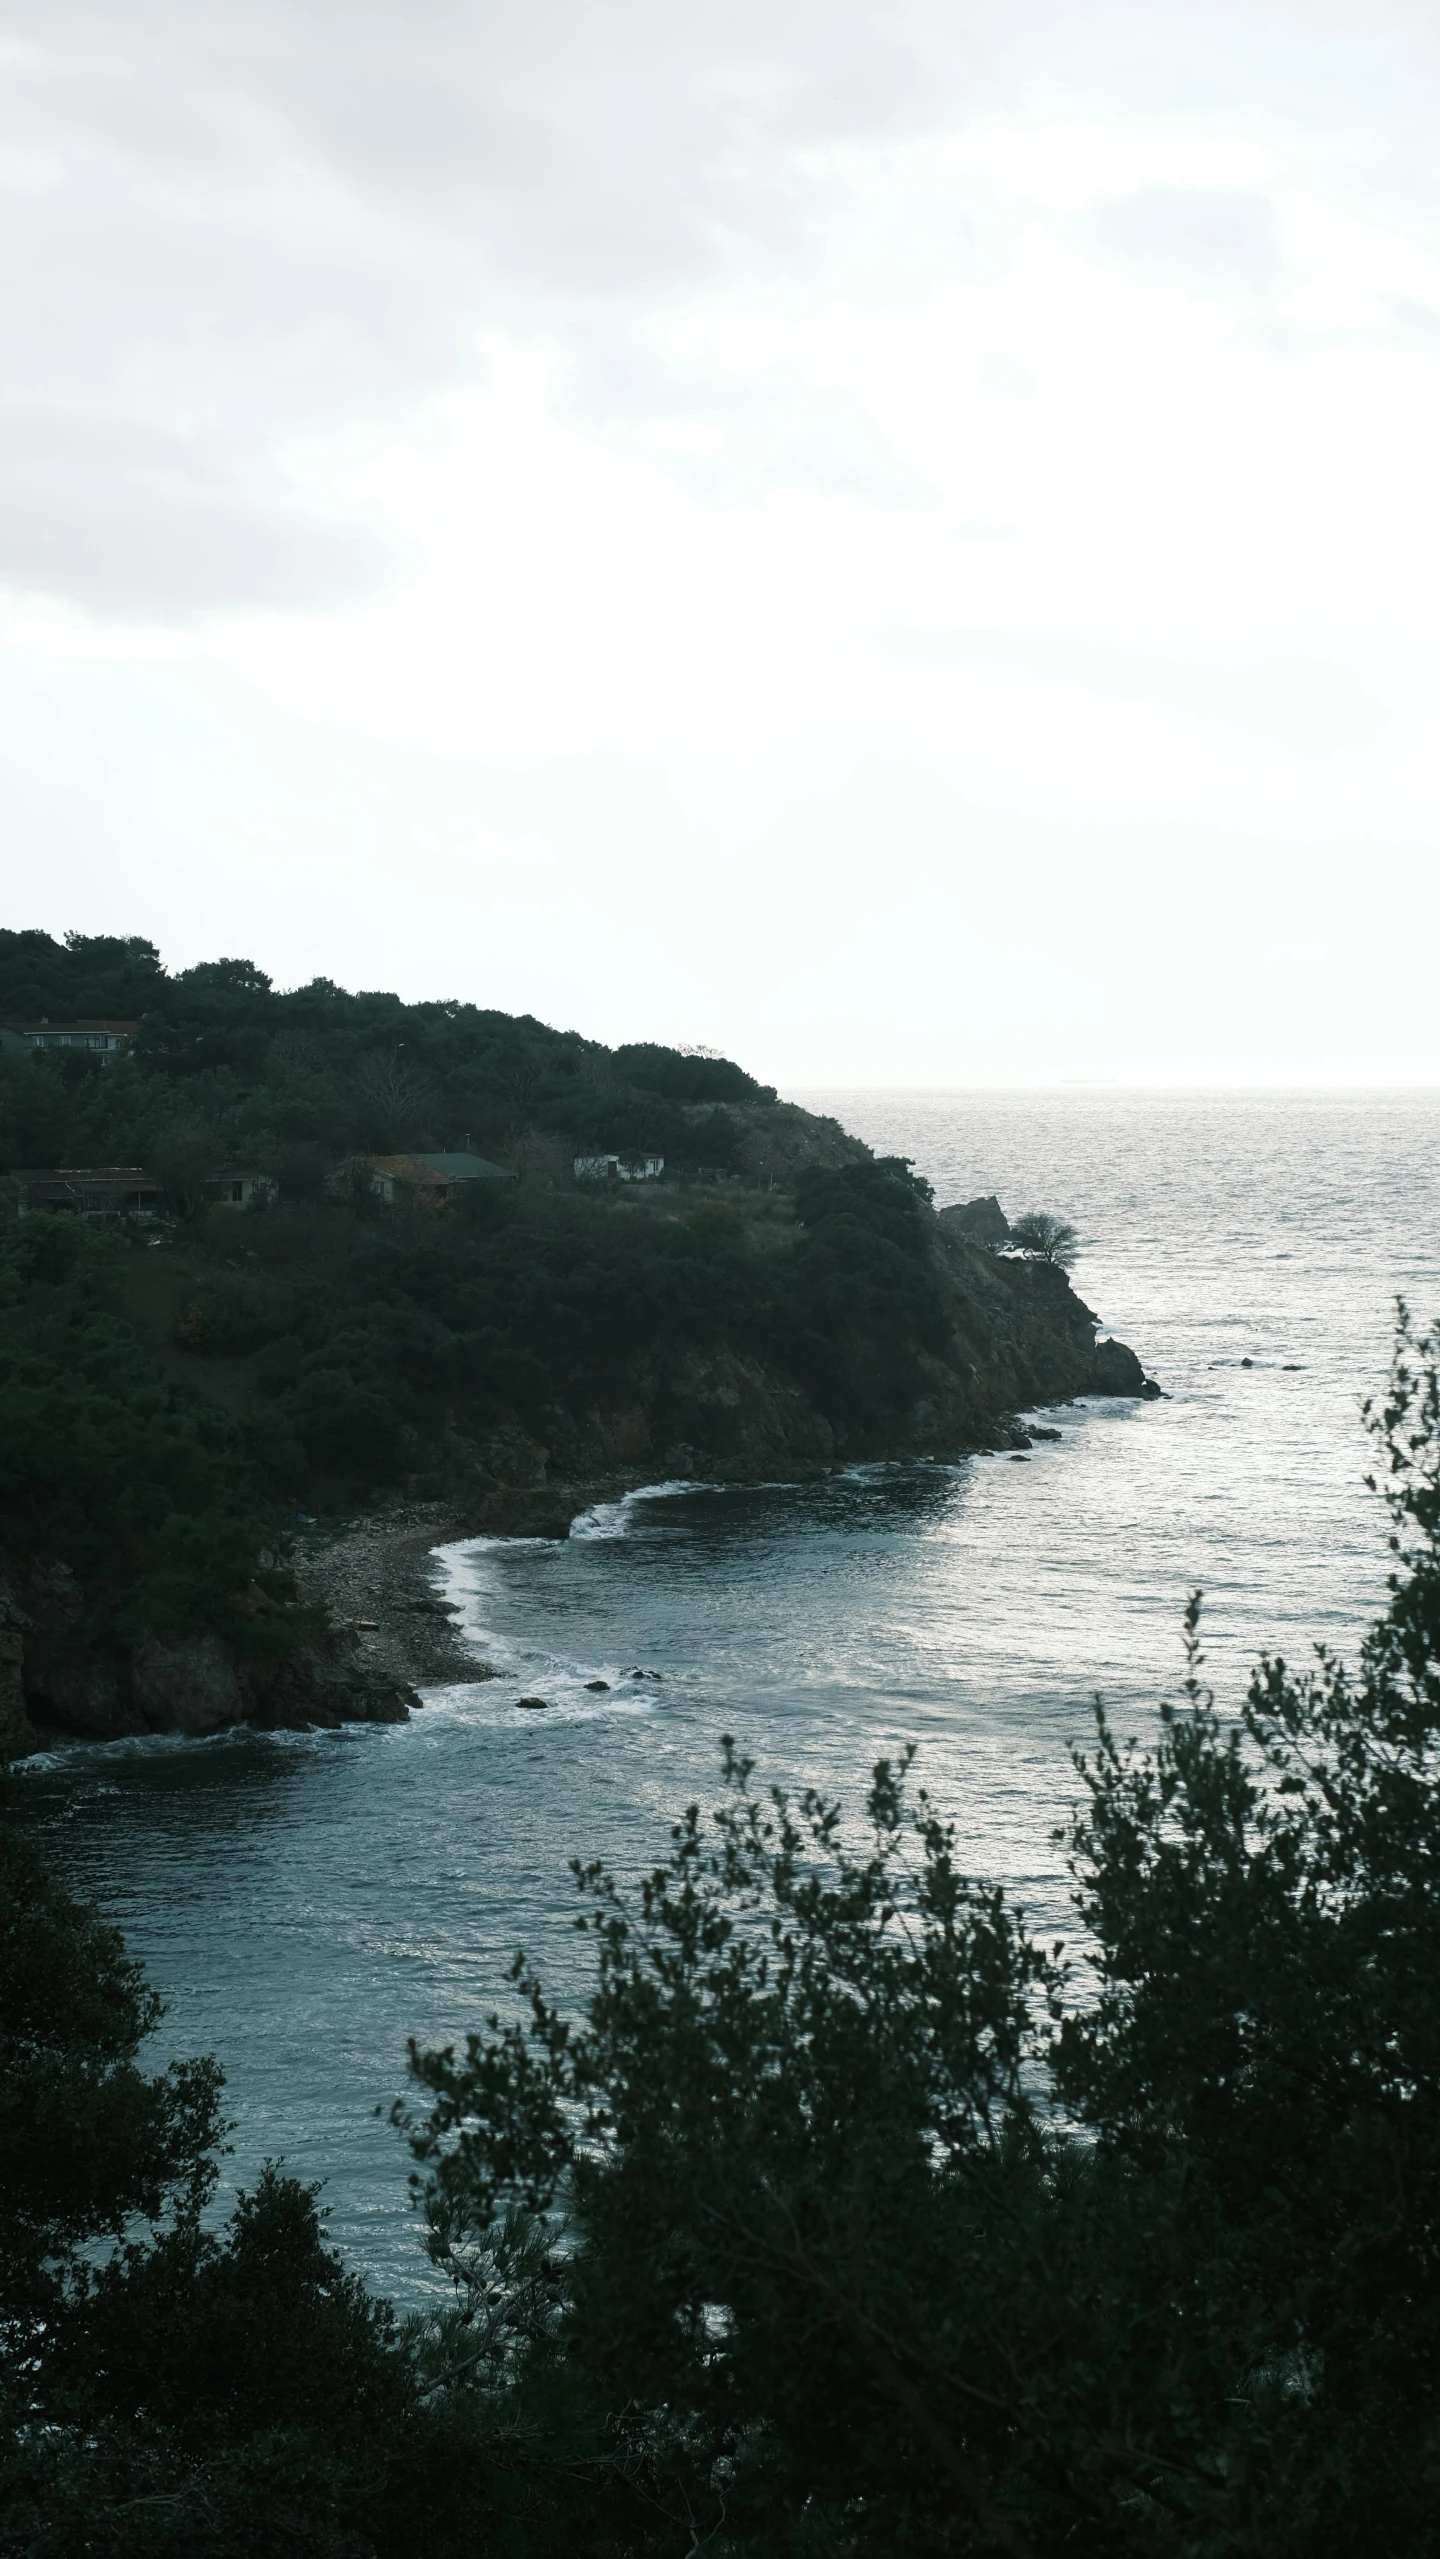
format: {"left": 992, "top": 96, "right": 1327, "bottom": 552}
{"left": 414, "top": 1150, "right": 514, "bottom": 1179}
{"left": 373, "top": 1151, "right": 514, "bottom": 1181}
{"left": 5, "top": 1165, "right": 155, "bottom": 1181}
{"left": 1, "top": 1019, "right": 140, "bottom": 1035}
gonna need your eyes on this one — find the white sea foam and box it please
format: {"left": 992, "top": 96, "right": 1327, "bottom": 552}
{"left": 416, "top": 1678, "right": 657, "bottom": 1730}
{"left": 569, "top": 1478, "right": 719, "bottom": 1539}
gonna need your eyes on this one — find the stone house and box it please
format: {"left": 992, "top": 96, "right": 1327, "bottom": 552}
{"left": 0, "top": 1017, "right": 139, "bottom": 1064}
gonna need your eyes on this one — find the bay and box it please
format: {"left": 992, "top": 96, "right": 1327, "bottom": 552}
{"left": 23, "top": 1089, "right": 1440, "bottom": 2300}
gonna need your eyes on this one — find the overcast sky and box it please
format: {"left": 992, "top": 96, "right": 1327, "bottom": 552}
{"left": 4, "top": 0, "right": 1440, "bottom": 1082}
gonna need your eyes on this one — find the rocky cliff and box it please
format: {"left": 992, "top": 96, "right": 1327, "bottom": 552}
{"left": 2, "top": 1552, "right": 417, "bottom": 1755}
{"left": 2, "top": 1138, "right": 1157, "bottom": 1756}
{"left": 458, "top": 1206, "right": 1157, "bottom": 1489}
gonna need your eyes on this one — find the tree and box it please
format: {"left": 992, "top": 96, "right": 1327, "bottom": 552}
{"left": 1008, "top": 1209, "right": 1079, "bottom": 1269}
{"left": 396, "top": 1309, "right": 1440, "bottom": 2557}
{"left": 151, "top": 1121, "right": 218, "bottom": 1217}
{"left": 397, "top": 1747, "right": 1059, "bottom": 2553}
{"left": 1052, "top": 1306, "right": 1440, "bottom": 2553}
{"left": 353, "top": 1047, "right": 437, "bottom": 1146}
{"left": 0, "top": 1790, "right": 222, "bottom": 2368}
{"left": 0, "top": 1792, "right": 426, "bottom": 2558}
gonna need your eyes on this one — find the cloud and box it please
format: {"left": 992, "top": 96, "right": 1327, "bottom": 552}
{"left": 882, "top": 630, "right": 1385, "bottom": 756}
{"left": 1086, "top": 187, "right": 1280, "bottom": 284}
{"left": 0, "top": 407, "right": 391, "bottom": 618}
{"left": 9, "top": 0, "right": 1440, "bottom": 622}
{"left": 0, "top": 0, "right": 976, "bottom": 618}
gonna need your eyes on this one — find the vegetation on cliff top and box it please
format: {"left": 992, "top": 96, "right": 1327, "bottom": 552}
{"left": 0, "top": 928, "right": 774, "bottom": 1181}
{"left": 5, "top": 1316, "right": 1439, "bottom": 2555}
{"left": 0, "top": 930, "right": 1105, "bottom": 1704}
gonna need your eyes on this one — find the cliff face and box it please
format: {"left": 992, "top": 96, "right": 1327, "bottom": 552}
{"left": 2, "top": 1556, "right": 416, "bottom": 1756}
{"left": 500, "top": 1215, "right": 1155, "bottom": 1486}
{"left": 2, "top": 1121, "right": 1158, "bottom": 1757}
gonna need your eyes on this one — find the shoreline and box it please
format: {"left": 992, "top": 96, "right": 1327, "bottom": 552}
{"left": 290, "top": 1476, "right": 652, "bottom": 1694}
{"left": 288, "top": 1430, "right": 1039, "bottom": 1697}
{"left": 14, "top": 1396, "right": 1131, "bottom": 1750}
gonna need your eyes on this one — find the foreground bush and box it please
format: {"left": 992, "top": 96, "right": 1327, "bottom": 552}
{"left": 9, "top": 1314, "right": 1440, "bottom": 2553}
{"left": 398, "top": 1310, "right": 1440, "bottom": 2556}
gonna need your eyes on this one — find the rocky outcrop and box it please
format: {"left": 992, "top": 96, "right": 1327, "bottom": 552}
{"left": 429, "top": 1222, "right": 1161, "bottom": 1493}
{"left": 1092, "top": 1336, "right": 1163, "bottom": 1398}
{"left": 23, "top": 1637, "right": 132, "bottom": 1742}
{"left": 1, "top": 1553, "right": 418, "bottom": 1756}
{"left": 235, "top": 1626, "right": 416, "bottom": 1731}
{"left": 938, "top": 1196, "right": 1012, "bottom": 1249}
{"left": 423, "top": 1234, "right": 1160, "bottom": 1496}
{"left": 129, "top": 1632, "right": 248, "bottom": 1734}
{"left": 934, "top": 1229, "right": 1160, "bottom": 1417}
{"left": 645, "top": 1346, "right": 837, "bottom": 1478}
{"left": 2, "top": 1176, "right": 1159, "bottom": 1754}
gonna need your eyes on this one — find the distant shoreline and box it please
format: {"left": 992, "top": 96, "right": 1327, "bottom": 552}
{"left": 291, "top": 1479, "right": 651, "bottom": 1695}
{"left": 290, "top": 1430, "right": 1048, "bottom": 1701}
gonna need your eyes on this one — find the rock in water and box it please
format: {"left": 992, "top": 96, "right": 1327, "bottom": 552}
{"left": 1092, "top": 1337, "right": 1162, "bottom": 1399}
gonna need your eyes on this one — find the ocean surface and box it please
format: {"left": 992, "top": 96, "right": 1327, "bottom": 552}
{"left": 22, "top": 1090, "right": 1440, "bottom": 2301}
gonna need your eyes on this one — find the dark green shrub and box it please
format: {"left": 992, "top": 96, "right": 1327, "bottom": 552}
{"left": 612, "top": 1040, "right": 771, "bottom": 1103}
{"left": 285, "top": 1369, "right": 403, "bottom": 1474}
{"left": 175, "top": 1278, "right": 292, "bottom": 1355}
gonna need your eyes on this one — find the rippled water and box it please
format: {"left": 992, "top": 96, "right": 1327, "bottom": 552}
{"left": 22, "top": 1091, "right": 1440, "bottom": 2300}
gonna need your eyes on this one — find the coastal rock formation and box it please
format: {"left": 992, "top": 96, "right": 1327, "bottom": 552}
{"left": 236, "top": 1625, "right": 416, "bottom": 1731}
{"left": 423, "top": 1222, "right": 1159, "bottom": 1501}
{"left": 23, "top": 1637, "right": 131, "bottom": 1742}
{"left": 937, "top": 1196, "right": 1012, "bottom": 1249}
{"left": 130, "top": 1631, "right": 247, "bottom": 1734}
{"left": 1, "top": 1554, "right": 418, "bottom": 1756}
{"left": 1092, "top": 1335, "right": 1163, "bottom": 1398}
{"left": 0, "top": 1011, "right": 1159, "bottom": 1755}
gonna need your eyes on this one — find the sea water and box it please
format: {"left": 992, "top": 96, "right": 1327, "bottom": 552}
{"left": 21, "top": 1091, "right": 1440, "bottom": 2300}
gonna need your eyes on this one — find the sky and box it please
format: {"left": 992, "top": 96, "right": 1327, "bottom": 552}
{"left": 4, "top": 0, "right": 1440, "bottom": 1085}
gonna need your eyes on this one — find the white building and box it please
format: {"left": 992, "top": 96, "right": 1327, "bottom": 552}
{"left": 204, "top": 1171, "right": 278, "bottom": 1210}
{"left": 573, "top": 1153, "right": 665, "bottom": 1182}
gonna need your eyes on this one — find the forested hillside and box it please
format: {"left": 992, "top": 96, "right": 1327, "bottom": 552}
{"left": 0, "top": 930, "right": 1142, "bottom": 1749}
{"left": 0, "top": 927, "right": 778, "bottom": 1180}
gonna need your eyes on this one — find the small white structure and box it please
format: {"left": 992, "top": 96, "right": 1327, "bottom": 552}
{"left": 574, "top": 1153, "right": 665, "bottom": 1183}
{"left": 205, "top": 1171, "right": 277, "bottom": 1210}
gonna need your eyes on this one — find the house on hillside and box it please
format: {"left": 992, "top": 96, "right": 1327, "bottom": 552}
{"left": 573, "top": 1154, "right": 665, "bottom": 1182}
{"left": 203, "top": 1170, "right": 277, "bottom": 1210}
{"left": 0, "top": 1166, "right": 161, "bottom": 1220}
{"left": 0, "top": 1019, "right": 138, "bottom": 1065}
{"left": 334, "top": 1150, "right": 516, "bottom": 1208}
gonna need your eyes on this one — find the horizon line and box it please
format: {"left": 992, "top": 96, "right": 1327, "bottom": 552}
{"left": 781, "top": 1076, "right": 1440, "bottom": 1096}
